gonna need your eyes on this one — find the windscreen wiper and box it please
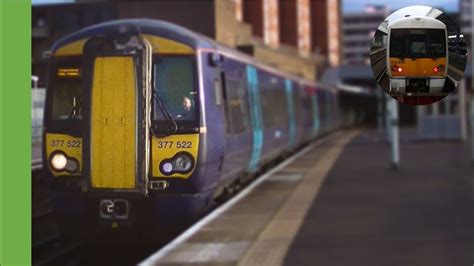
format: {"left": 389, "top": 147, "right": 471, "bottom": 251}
{"left": 67, "top": 96, "right": 82, "bottom": 120}
{"left": 152, "top": 91, "right": 178, "bottom": 137}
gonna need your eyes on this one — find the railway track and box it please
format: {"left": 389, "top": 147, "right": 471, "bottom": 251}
{"left": 370, "top": 48, "right": 387, "bottom": 84}
{"left": 32, "top": 170, "right": 83, "bottom": 266}
{"left": 31, "top": 164, "right": 280, "bottom": 265}
{"left": 31, "top": 169, "right": 205, "bottom": 265}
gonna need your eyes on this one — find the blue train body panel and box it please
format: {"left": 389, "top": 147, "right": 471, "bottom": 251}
{"left": 246, "top": 65, "right": 264, "bottom": 172}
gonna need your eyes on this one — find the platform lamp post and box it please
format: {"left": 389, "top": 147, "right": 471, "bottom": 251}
{"left": 471, "top": 91, "right": 474, "bottom": 165}
{"left": 385, "top": 93, "right": 391, "bottom": 140}
{"left": 377, "top": 88, "right": 384, "bottom": 134}
{"left": 386, "top": 94, "right": 400, "bottom": 169}
{"left": 471, "top": 3, "right": 474, "bottom": 166}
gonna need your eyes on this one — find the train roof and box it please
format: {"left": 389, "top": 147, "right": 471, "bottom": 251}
{"left": 51, "top": 18, "right": 340, "bottom": 91}
{"left": 51, "top": 18, "right": 215, "bottom": 53}
{"left": 389, "top": 16, "right": 446, "bottom": 30}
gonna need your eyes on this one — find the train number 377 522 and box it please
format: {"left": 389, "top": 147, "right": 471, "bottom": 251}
{"left": 50, "top": 139, "right": 82, "bottom": 148}
{"left": 158, "top": 141, "right": 192, "bottom": 149}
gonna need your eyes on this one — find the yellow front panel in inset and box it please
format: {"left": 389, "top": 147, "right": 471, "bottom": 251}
{"left": 91, "top": 56, "right": 136, "bottom": 189}
{"left": 389, "top": 57, "right": 446, "bottom": 77}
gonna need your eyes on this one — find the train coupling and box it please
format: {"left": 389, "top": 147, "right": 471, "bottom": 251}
{"left": 99, "top": 199, "right": 129, "bottom": 219}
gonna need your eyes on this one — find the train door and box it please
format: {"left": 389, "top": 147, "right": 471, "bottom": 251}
{"left": 83, "top": 35, "right": 152, "bottom": 194}
{"left": 219, "top": 61, "right": 253, "bottom": 180}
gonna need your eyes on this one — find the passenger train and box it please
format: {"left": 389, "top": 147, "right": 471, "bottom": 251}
{"left": 387, "top": 16, "right": 448, "bottom": 97}
{"left": 44, "top": 19, "right": 367, "bottom": 240}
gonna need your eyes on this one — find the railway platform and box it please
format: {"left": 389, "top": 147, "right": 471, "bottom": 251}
{"left": 141, "top": 128, "right": 472, "bottom": 266}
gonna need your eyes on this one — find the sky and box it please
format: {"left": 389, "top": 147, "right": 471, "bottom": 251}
{"left": 343, "top": 0, "right": 459, "bottom": 13}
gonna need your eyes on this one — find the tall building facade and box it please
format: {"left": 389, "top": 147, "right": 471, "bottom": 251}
{"left": 342, "top": 5, "right": 387, "bottom": 65}
{"left": 460, "top": 0, "right": 471, "bottom": 41}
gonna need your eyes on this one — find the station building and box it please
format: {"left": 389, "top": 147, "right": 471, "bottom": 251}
{"left": 32, "top": 0, "right": 342, "bottom": 86}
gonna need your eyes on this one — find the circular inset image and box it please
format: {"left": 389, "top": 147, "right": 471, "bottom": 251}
{"left": 370, "top": 5, "right": 469, "bottom": 105}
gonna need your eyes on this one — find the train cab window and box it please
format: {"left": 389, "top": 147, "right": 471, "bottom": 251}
{"left": 409, "top": 33, "right": 427, "bottom": 55}
{"left": 49, "top": 57, "right": 83, "bottom": 121}
{"left": 153, "top": 56, "right": 198, "bottom": 132}
{"left": 390, "top": 29, "right": 446, "bottom": 58}
{"left": 428, "top": 30, "right": 446, "bottom": 56}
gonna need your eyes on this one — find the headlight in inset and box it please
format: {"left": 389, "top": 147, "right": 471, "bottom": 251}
{"left": 51, "top": 152, "right": 67, "bottom": 171}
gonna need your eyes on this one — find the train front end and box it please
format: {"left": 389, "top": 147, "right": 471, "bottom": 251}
{"left": 387, "top": 16, "right": 448, "bottom": 96}
{"left": 44, "top": 20, "right": 210, "bottom": 240}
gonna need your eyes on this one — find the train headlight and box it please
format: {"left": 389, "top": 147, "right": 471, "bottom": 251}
{"left": 174, "top": 153, "right": 193, "bottom": 172}
{"left": 159, "top": 152, "right": 195, "bottom": 175}
{"left": 50, "top": 152, "right": 79, "bottom": 173}
{"left": 65, "top": 159, "right": 79, "bottom": 172}
{"left": 433, "top": 66, "right": 439, "bottom": 73}
{"left": 51, "top": 152, "right": 67, "bottom": 171}
{"left": 392, "top": 66, "right": 403, "bottom": 73}
{"left": 161, "top": 162, "right": 173, "bottom": 174}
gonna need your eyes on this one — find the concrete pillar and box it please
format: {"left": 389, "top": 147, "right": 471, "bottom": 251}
{"left": 417, "top": 103, "right": 424, "bottom": 137}
{"left": 263, "top": 0, "right": 279, "bottom": 48}
{"left": 235, "top": 0, "right": 243, "bottom": 22}
{"left": 390, "top": 97, "right": 400, "bottom": 169}
{"left": 327, "top": 0, "right": 341, "bottom": 66}
{"left": 385, "top": 93, "right": 392, "bottom": 140}
{"left": 471, "top": 89, "right": 474, "bottom": 164}
{"left": 377, "top": 88, "right": 384, "bottom": 133}
{"left": 459, "top": 79, "right": 467, "bottom": 141}
{"left": 297, "top": 0, "right": 311, "bottom": 56}
{"left": 471, "top": 0, "right": 474, "bottom": 163}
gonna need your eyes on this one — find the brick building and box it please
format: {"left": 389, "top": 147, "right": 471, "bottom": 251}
{"left": 32, "top": 0, "right": 341, "bottom": 84}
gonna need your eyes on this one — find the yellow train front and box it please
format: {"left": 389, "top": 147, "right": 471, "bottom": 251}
{"left": 387, "top": 16, "right": 448, "bottom": 97}
{"left": 45, "top": 20, "right": 215, "bottom": 240}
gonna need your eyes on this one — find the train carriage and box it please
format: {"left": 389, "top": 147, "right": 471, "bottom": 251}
{"left": 44, "top": 19, "right": 360, "bottom": 240}
{"left": 387, "top": 16, "right": 448, "bottom": 97}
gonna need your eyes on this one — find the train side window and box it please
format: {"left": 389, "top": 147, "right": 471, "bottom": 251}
{"left": 293, "top": 88, "right": 301, "bottom": 125}
{"left": 224, "top": 76, "right": 248, "bottom": 134}
{"left": 220, "top": 72, "right": 227, "bottom": 101}
{"left": 275, "top": 90, "right": 288, "bottom": 126}
{"left": 214, "top": 77, "right": 223, "bottom": 106}
{"left": 237, "top": 79, "right": 250, "bottom": 131}
{"left": 261, "top": 90, "right": 272, "bottom": 128}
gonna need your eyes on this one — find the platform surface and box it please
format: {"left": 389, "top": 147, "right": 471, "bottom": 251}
{"left": 142, "top": 129, "right": 472, "bottom": 266}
